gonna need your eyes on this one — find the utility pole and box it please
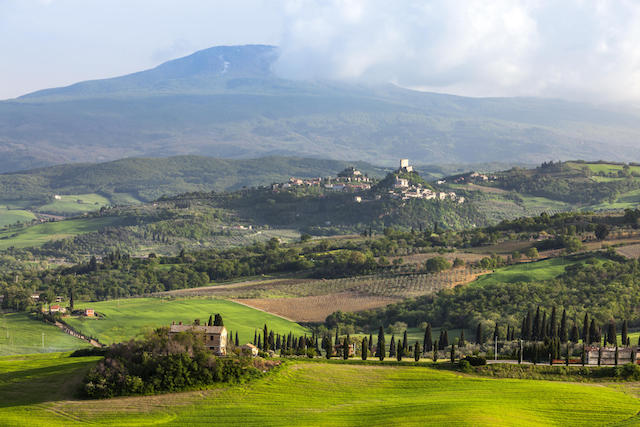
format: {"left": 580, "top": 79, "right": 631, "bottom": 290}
{"left": 518, "top": 339, "right": 523, "bottom": 364}
{"left": 494, "top": 338, "right": 498, "bottom": 361}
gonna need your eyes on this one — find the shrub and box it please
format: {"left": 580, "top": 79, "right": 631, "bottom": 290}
{"left": 458, "top": 359, "right": 472, "bottom": 373}
{"left": 461, "top": 355, "right": 486, "bottom": 366}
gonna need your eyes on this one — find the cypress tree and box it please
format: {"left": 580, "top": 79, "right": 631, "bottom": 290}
{"left": 540, "top": 311, "right": 547, "bottom": 340}
{"left": 269, "top": 331, "right": 275, "bottom": 351}
{"left": 521, "top": 317, "right": 528, "bottom": 341}
{"left": 532, "top": 307, "right": 541, "bottom": 340}
{"left": 458, "top": 329, "right": 465, "bottom": 348}
{"left": 368, "top": 334, "right": 373, "bottom": 353}
{"left": 235, "top": 332, "right": 239, "bottom": 347}
{"left": 615, "top": 345, "right": 619, "bottom": 366}
{"left": 493, "top": 324, "right": 499, "bottom": 341}
{"left": 525, "top": 309, "right": 533, "bottom": 340}
{"left": 362, "top": 337, "right": 368, "bottom": 360}
{"left": 423, "top": 323, "right": 432, "bottom": 353}
{"left": 432, "top": 340, "right": 438, "bottom": 363}
{"left": 214, "top": 314, "right": 224, "bottom": 326}
{"left": 607, "top": 321, "right": 617, "bottom": 345}
{"left": 559, "top": 309, "right": 568, "bottom": 343}
{"left": 316, "top": 336, "right": 320, "bottom": 353}
{"left": 396, "top": 339, "right": 403, "bottom": 361}
{"left": 414, "top": 341, "right": 420, "bottom": 361}
{"left": 377, "top": 326, "right": 385, "bottom": 360}
{"left": 263, "top": 324, "right": 268, "bottom": 351}
{"left": 549, "top": 306, "right": 557, "bottom": 338}
{"left": 335, "top": 328, "right": 340, "bottom": 346}
{"left": 622, "top": 320, "right": 628, "bottom": 347}
{"left": 323, "top": 336, "right": 332, "bottom": 359}
{"left": 403, "top": 330, "right": 408, "bottom": 352}
{"left": 208, "top": 315, "right": 213, "bottom": 326}
{"left": 582, "top": 313, "right": 590, "bottom": 344}
{"left": 565, "top": 343, "right": 569, "bottom": 366}
{"left": 569, "top": 324, "right": 579, "bottom": 343}
{"left": 257, "top": 335, "right": 262, "bottom": 350}
{"left": 598, "top": 346, "right": 602, "bottom": 366}
{"left": 450, "top": 344, "right": 455, "bottom": 364}
{"left": 254, "top": 330, "right": 257, "bottom": 345}
{"left": 581, "top": 344, "right": 585, "bottom": 366}
{"left": 589, "top": 319, "right": 597, "bottom": 345}
{"left": 389, "top": 335, "right": 396, "bottom": 357}
{"left": 476, "top": 323, "right": 483, "bottom": 345}
{"left": 343, "top": 338, "right": 349, "bottom": 360}
{"left": 441, "top": 330, "right": 449, "bottom": 349}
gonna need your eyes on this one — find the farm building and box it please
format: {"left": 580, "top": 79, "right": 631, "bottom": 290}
{"left": 84, "top": 308, "right": 95, "bottom": 317}
{"left": 585, "top": 346, "right": 638, "bottom": 365}
{"left": 169, "top": 323, "right": 228, "bottom": 356}
{"left": 49, "top": 305, "right": 67, "bottom": 314}
{"left": 333, "top": 342, "right": 356, "bottom": 357}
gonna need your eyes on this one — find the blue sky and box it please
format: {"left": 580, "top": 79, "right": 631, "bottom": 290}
{"left": 2, "top": 0, "right": 640, "bottom": 104}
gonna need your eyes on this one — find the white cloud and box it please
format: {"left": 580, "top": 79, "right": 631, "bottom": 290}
{"left": 274, "top": 0, "right": 640, "bottom": 104}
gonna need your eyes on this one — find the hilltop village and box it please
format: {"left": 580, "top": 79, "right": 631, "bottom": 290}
{"left": 272, "top": 159, "right": 464, "bottom": 203}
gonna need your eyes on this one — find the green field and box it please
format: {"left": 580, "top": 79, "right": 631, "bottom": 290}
{"left": 36, "top": 193, "right": 111, "bottom": 215}
{"left": 0, "top": 209, "right": 36, "bottom": 227}
{"left": 0, "top": 312, "right": 88, "bottom": 356}
{"left": 0, "top": 216, "right": 121, "bottom": 249}
{"left": 66, "top": 298, "right": 309, "bottom": 345}
{"left": 567, "top": 162, "right": 640, "bottom": 175}
{"left": 471, "top": 256, "right": 601, "bottom": 287}
{"left": 1, "top": 354, "right": 638, "bottom": 426}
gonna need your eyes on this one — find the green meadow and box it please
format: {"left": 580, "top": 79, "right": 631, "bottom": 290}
{"left": 0, "top": 312, "right": 87, "bottom": 356}
{"left": 0, "top": 354, "right": 638, "bottom": 426}
{"left": 471, "top": 256, "right": 601, "bottom": 287}
{"left": 67, "top": 297, "right": 309, "bottom": 345}
{"left": 0, "top": 209, "right": 36, "bottom": 227}
{"left": 36, "top": 193, "right": 110, "bottom": 215}
{"left": 567, "top": 162, "right": 640, "bottom": 175}
{"left": 0, "top": 216, "right": 121, "bottom": 249}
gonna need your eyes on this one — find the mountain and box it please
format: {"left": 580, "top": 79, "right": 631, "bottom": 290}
{"left": 0, "top": 155, "right": 387, "bottom": 204}
{"left": 1, "top": 45, "right": 640, "bottom": 173}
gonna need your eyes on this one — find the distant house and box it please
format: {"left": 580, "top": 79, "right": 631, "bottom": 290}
{"left": 169, "top": 323, "right": 228, "bottom": 356}
{"left": 49, "top": 305, "right": 67, "bottom": 314}
{"left": 240, "top": 343, "right": 259, "bottom": 357}
{"left": 84, "top": 308, "right": 95, "bottom": 317}
{"left": 333, "top": 342, "right": 356, "bottom": 357}
{"left": 394, "top": 177, "right": 409, "bottom": 188}
{"left": 30, "top": 294, "right": 40, "bottom": 302}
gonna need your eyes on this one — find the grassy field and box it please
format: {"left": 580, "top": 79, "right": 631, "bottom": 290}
{"left": 567, "top": 161, "right": 640, "bottom": 175}
{"left": 0, "top": 209, "right": 36, "bottom": 227}
{"left": 0, "top": 312, "right": 88, "bottom": 356}
{"left": 36, "top": 193, "right": 110, "bottom": 215}
{"left": 66, "top": 297, "right": 309, "bottom": 345}
{"left": 471, "top": 256, "right": 601, "bottom": 287}
{"left": 0, "top": 354, "right": 638, "bottom": 426}
{"left": 0, "top": 216, "right": 122, "bottom": 249}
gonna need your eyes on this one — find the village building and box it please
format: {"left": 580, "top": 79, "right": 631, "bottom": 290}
{"left": 169, "top": 323, "right": 228, "bottom": 356}
{"left": 84, "top": 308, "right": 95, "bottom": 317}
{"left": 399, "top": 159, "right": 413, "bottom": 172}
{"left": 49, "top": 305, "right": 67, "bottom": 314}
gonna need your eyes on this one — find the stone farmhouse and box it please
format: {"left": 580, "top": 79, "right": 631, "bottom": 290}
{"left": 169, "top": 323, "right": 228, "bottom": 356}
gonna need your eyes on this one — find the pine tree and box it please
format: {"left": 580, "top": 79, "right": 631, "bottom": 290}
{"left": 414, "top": 341, "right": 420, "bottom": 361}
{"left": 424, "top": 323, "right": 432, "bottom": 353}
{"left": 389, "top": 335, "right": 396, "bottom": 357}
{"left": 476, "top": 323, "right": 483, "bottom": 345}
{"left": 622, "top": 320, "right": 628, "bottom": 347}
{"left": 377, "top": 326, "right": 385, "bottom": 361}
{"left": 458, "top": 329, "right": 465, "bottom": 348}
{"left": 362, "top": 337, "right": 368, "bottom": 360}
{"left": 559, "top": 309, "right": 568, "bottom": 343}
{"left": 582, "top": 313, "right": 590, "bottom": 345}
{"left": 396, "top": 339, "right": 403, "bottom": 361}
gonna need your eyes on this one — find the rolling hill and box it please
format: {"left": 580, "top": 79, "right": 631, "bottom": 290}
{"left": 1, "top": 45, "right": 640, "bottom": 172}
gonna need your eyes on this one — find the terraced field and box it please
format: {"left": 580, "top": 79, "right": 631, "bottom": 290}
{"left": 1, "top": 354, "right": 638, "bottom": 426}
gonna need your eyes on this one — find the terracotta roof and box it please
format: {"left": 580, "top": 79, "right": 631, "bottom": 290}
{"left": 169, "top": 325, "right": 226, "bottom": 334}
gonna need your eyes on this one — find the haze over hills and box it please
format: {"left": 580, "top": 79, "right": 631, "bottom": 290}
{"left": 1, "top": 45, "right": 640, "bottom": 173}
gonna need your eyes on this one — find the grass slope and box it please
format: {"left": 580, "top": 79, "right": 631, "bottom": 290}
{"left": 471, "top": 256, "right": 600, "bottom": 287}
{"left": 0, "top": 355, "right": 638, "bottom": 426}
{"left": 0, "top": 217, "right": 121, "bottom": 249}
{"left": 66, "top": 298, "right": 309, "bottom": 345}
{"left": 36, "top": 193, "right": 110, "bottom": 215}
{"left": 0, "top": 313, "right": 87, "bottom": 356}
{"left": 0, "top": 209, "right": 36, "bottom": 227}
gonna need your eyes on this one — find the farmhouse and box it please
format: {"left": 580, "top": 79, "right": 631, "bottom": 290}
{"left": 84, "top": 308, "right": 95, "bottom": 317}
{"left": 49, "top": 305, "right": 67, "bottom": 314}
{"left": 333, "top": 342, "right": 356, "bottom": 357}
{"left": 585, "top": 346, "right": 638, "bottom": 365}
{"left": 169, "top": 323, "right": 228, "bottom": 356}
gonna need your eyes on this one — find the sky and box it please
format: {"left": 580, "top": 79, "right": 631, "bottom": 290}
{"left": 1, "top": 0, "right": 640, "bottom": 104}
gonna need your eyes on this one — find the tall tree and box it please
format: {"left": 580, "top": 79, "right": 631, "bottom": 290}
{"left": 361, "top": 337, "right": 368, "bottom": 360}
{"left": 235, "top": 331, "right": 239, "bottom": 347}
{"left": 458, "top": 329, "right": 465, "bottom": 348}
{"left": 323, "top": 336, "right": 332, "bottom": 359}
{"left": 214, "top": 314, "right": 224, "bottom": 326}
{"left": 335, "top": 327, "right": 340, "bottom": 346}
{"left": 549, "top": 306, "right": 557, "bottom": 338}
{"left": 582, "top": 313, "right": 590, "bottom": 345}
{"left": 254, "top": 330, "right": 257, "bottom": 345}
{"left": 432, "top": 340, "right": 438, "bottom": 363}
{"left": 402, "top": 330, "right": 408, "bottom": 352}
{"left": 208, "top": 315, "right": 214, "bottom": 327}
{"left": 377, "top": 326, "right": 385, "bottom": 361}
{"left": 414, "top": 341, "right": 420, "bottom": 361}
{"left": 263, "top": 324, "right": 269, "bottom": 351}
{"left": 368, "top": 333, "right": 373, "bottom": 353}
{"left": 343, "top": 338, "right": 349, "bottom": 360}
{"left": 493, "top": 324, "right": 500, "bottom": 341}
{"left": 607, "top": 321, "right": 617, "bottom": 345}
{"left": 396, "top": 339, "right": 403, "bottom": 361}
{"left": 540, "top": 311, "right": 547, "bottom": 340}
{"left": 476, "top": 323, "right": 483, "bottom": 345}
{"left": 559, "top": 309, "right": 568, "bottom": 343}
{"left": 532, "top": 307, "right": 541, "bottom": 340}
{"left": 389, "top": 335, "right": 396, "bottom": 357}
{"left": 423, "top": 323, "right": 432, "bottom": 353}
{"left": 622, "top": 320, "right": 629, "bottom": 347}
{"left": 441, "top": 330, "right": 449, "bottom": 349}
{"left": 450, "top": 344, "right": 455, "bottom": 364}
{"left": 589, "top": 319, "right": 598, "bottom": 345}
{"left": 569, "top": 324, "right": 579, "bottom": 343}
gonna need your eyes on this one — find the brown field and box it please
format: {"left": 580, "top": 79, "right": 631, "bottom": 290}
{"left": 616, "top": 243, "right": 640, "bottom": 259}
{"left": 387, "top": 251, "right": 489, "bottom": 266}
{"left": 235, "top": 292, "right": 401, "bottom": 322}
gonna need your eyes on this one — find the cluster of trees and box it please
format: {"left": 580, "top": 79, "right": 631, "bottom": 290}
{"left": 83, "top": 328, "right": 264, "bottom": 398}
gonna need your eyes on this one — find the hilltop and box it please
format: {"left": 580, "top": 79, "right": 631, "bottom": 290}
{"left": 2, "top": 45, "right": 640, "bottom": 172}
